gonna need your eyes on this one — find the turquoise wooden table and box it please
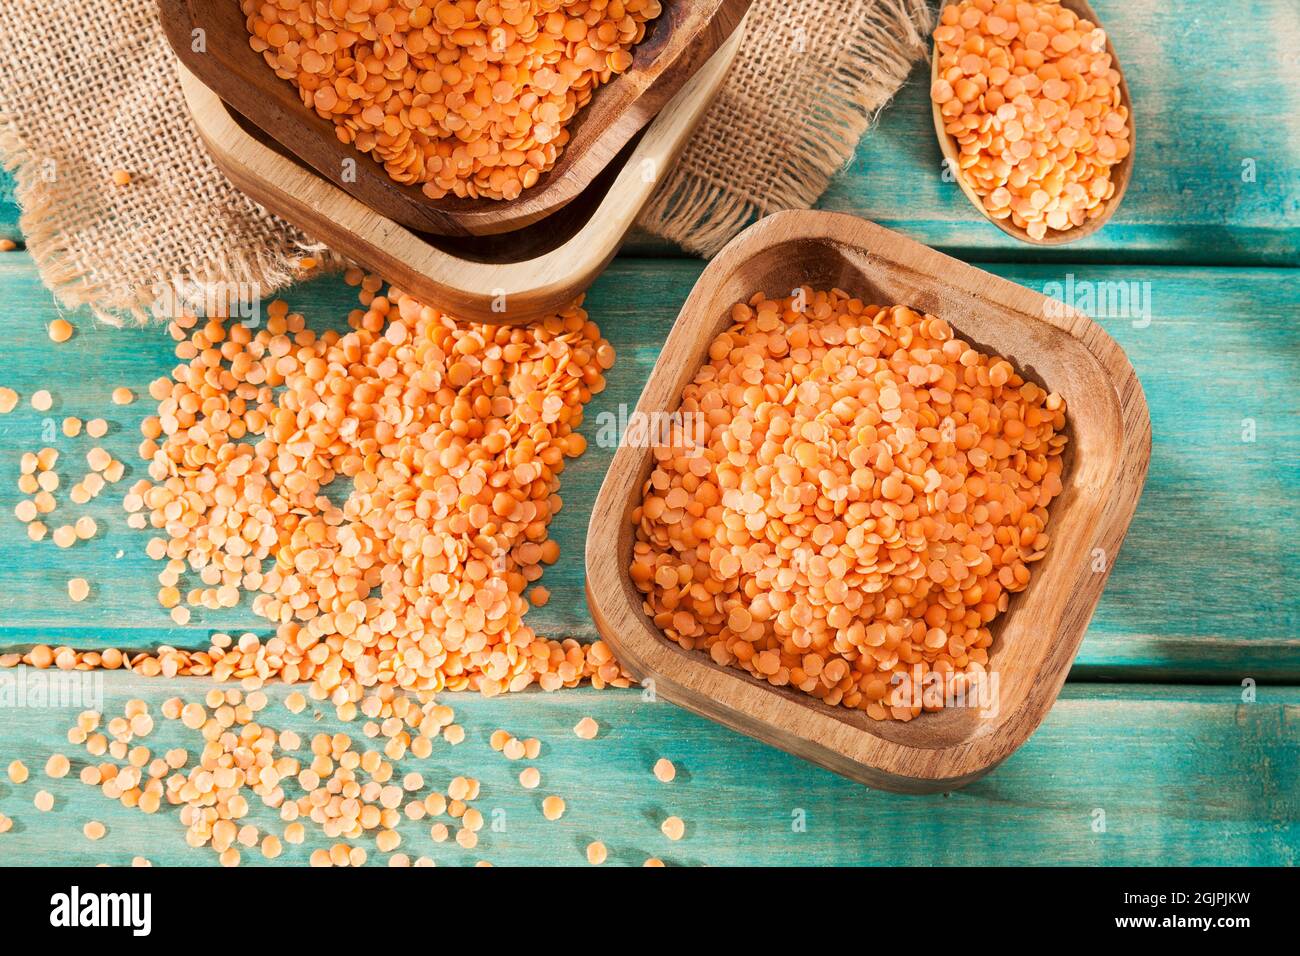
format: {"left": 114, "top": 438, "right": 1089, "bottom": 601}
{"left": 0, "top": 0, "right": 1297, "bottom": 866}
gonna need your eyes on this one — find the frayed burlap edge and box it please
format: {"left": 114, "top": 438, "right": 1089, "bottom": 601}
{"left": 639, "top": 0, "right": 933, "bottom": 257}
{"left": 0, "top": 111, "right": 335, "bottom": 327}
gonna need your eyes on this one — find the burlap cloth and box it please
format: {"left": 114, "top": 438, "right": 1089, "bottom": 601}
{"left": 0, "top": 0, "right": 932, "bottom": 323}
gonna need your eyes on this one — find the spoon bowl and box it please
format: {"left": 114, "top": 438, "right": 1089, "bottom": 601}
{"left": 929, "top": 0, "right": 1134, "bottom": 245}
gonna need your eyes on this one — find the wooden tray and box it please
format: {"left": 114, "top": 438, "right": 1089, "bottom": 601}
{"left": 930, "top": 0, "right": 1134, "bottom": 245}
{"left": 160, "top": 0, "right": 751, "bottom": 237}
{"left": 585, "top": 210, "right": 1151, "bottom": 793}
{"left": 177, "top": 24, "right": 744, "bottom": 324}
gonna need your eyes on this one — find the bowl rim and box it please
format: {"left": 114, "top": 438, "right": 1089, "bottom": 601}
{"left": 585, "top": 209, "right": 1151, "bottom": 791}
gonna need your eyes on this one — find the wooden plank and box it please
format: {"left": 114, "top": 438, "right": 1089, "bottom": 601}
{"left": 0, "top": 254, "right": 1296, "bottom": 681}
{"left": 0, "top": 171, "right": 17, "bottom": 241}
{"left": 990, "top": 264, "right": 1300, "bottom": 681}
{"left": 0, "top": 676, "right": 1293, "bottom": 865}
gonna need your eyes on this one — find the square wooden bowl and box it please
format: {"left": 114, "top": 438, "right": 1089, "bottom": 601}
{"left": 586, "top": 210, "right": 1151, "bottom": 793}
{"left": 159, "top": 0, "right": 751, "bottom": 236}
{"left": 174, "top": 24, "right": 744, "bottom": 324}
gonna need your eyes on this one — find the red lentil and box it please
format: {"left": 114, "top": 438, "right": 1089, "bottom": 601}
{"left": 48, "top": 319, "right": 74, "bottom": 343}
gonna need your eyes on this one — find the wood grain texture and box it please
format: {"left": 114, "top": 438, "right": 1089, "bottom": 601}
{"left": 0, "top": 677, "right": 1294, "bottom": 865}
{"left": 586, "top": 211, "right": 1151, "bottom": 792}
{"left": 0, "top": 253, "right": 1294, "bottom": 682}
{"left": 930, "top": 0, "right": 1134, "bottom": 246}
{"left": 159, "top": 0, "right": 751, "bottom": 236}
{"left": 0, "top": 172, "right": 17, "bottom": 242}
{"left": 175, "top": 27, "right": 743, "bottom": 324}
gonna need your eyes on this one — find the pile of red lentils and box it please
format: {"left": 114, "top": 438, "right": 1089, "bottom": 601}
{"left": 3, "top": 278, "right": 629, "bottom": 705}
{"left": 930, "top": 0, "right": 1131, "bottom": 239}
{"left": 630, "top": 289, "right": 1068, "bottom": 720}
{"left": 244, "top": 0, "right": 662, "bottom": 201}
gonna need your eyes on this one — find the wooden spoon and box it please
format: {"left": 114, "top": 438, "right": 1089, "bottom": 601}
{"left": 929, "top": 0, "right": 1134, "bottom": 245}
